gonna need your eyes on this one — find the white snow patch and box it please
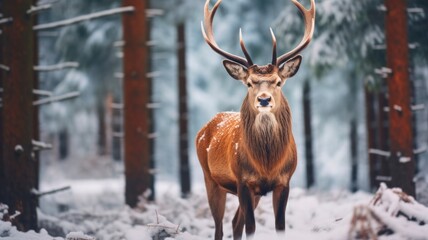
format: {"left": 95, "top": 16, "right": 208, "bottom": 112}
{"left": 2, "top": 181, "right": 428, "bottom": 240}
{"left": 198, "top": 133, "right": 205, "bottom": 143}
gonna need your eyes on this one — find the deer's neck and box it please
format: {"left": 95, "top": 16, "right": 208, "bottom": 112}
{"left": 240, "top": 95, "right": 291, "bottom": 168}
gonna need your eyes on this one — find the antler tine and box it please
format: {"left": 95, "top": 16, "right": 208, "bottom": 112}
{"left": 270, "top": 28, "right": 277, "bottom": 65}
{"left": 276, "top": 0, "right": 315, "bottom": 66}
{"left": 201, "top": 0, "right": 250, "bottom": 67}
{"left": 239, "top": 28, "right": 254, "bottom": 66}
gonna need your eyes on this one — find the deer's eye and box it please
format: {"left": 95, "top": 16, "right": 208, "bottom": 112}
{"left": 276, "top": 81, "right": 282, "bottom": 87}
{"left": 247, "top": 83, "right": 252, "bottom": 88}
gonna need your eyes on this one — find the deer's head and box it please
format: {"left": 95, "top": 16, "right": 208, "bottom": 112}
{"left": 201, "top": 0, "right": 315, "bottom": 113}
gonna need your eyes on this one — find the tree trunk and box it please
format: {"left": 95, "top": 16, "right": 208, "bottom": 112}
{"left": 32, "top": 0, "right": 40, "bottom": 207}
{"left": 350, "top": 119, "right": 358, "bottom": 192}
{"left": 0, "top": 0, "right": 38, "bottom": 230}
{"left": 385, "top": 0, "right": 415, "bottom": 196}
{"left": 177, "top": 23, "right": 191, "bottom": 197}
{"left": 303, "top": 81, "right": 314, "bottom": 188}
{"left": 122, "top": 0, "right": 155, "bottom": 206}
{"left": 364, "top": 85, "right": 377, "bottom": 191}
{"left": 59, "top": 128, "right": 69, "bottom": 160}
{"left": 97, "top": 101, "right": 107, "bottom": 155}
{"left": 112, "top": 101, "right": 122, "bottom": 161}
{"left": 376, "top": 84, "right": 391, "bottom": 187}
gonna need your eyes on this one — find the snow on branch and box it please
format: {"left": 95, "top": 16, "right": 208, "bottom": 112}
{"left": 372, "top": 44, "right": 386, "bottom": 50}
{"left": 146, "top": 9, "right": 164, "bottom": 18}
{"left": 393, "top": 105, "right": 402, "bottom": 112}
{"left": 113, "top": 40, "right": 157, "bottom": 48}
{"left": 33, "top": 6, "right": 135, "bottom": 31}
{"left": 0, "top": 17, "right": 13, "bottom": 25}
{"left": 111, "top": 103, "right": 123, "bottom": 109}
{"left": 411, "top": 104, "right": 425, "bottom": 111}
{"left": 377, "top": 5, "right": 425, "bottom": 16}
{"left": 349, "top": 183, "right": 428, "bottom": 239}
{"left": 114, "top": 71, "right": 160, "bottom": 79}
{"left": 147, "top": 102, "right": 161, "bottom": 109}
{"left": 33, "top": 89, "right": 52, "bottom": 96}
{"left": 146, "top": 41, "right": 157, "bottom": 47}
{"left": 9, "top": 211, "right": 21, "bottom": 220}
{"left": 369, "top": 148, "right": 391, "bottom": 157}
{"left": 33, "top": 91, "right": 80, "bottom": 106}
{"left": 414, "top": 145, "right": 427, "bottom": 155}
{"left": 34, "top": 62, "right": 79, "bottom": 72}
{"left": 375, "top": 175, "right": 392, "bottom": 182}
{"left": 27, "top": 3, "right": 52, "bottom": 15}
{"left": 0, "top": 64, "right": 10, "bottom": 72}
{"left": 148, "top": 132, "right": 158, "bottom": 139}
{"left": 113, "top": 40, "right": 125, "bottom": 48}
{"left": 114, "top": 72, "right": 124, "bottom": 79}
{"left": 146, "top": 71, "right": 161, "bottom": 78}
{"left": 374, "top": 67, "right": 392, "bottom": 78}
{"left": 112, "top": 132, "right": 124, "bottom": 138}
{"left": 409, "top": 43, "right": 420, "bottom": 49}
{"left": 407, "top": 8, "right": 425, "bottom": 15}
{"left": 32, "top": 139, "right": 52, "bottom": 151}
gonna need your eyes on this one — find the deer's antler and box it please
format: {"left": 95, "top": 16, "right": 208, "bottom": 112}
{"left": 201, "top": 0, "right": 254, "bottom": 67}
{"left": 274, "top": 0, "right": 316, "bottom": 66}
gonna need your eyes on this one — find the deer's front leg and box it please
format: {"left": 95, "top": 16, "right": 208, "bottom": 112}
{"left": 272, "top": 185, "right": 290, "bottom": 232}
{"left": 238, "top": 183, "right": 255, "bottom": 237}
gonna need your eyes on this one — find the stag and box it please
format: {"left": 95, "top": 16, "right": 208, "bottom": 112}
{"left": 196, "top": 0, "right": 315, "bottom": 239}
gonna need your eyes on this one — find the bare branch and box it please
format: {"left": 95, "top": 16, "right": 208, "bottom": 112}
{"left": 33, "top": 91, "right": 80, "bottom": 106}
{"left": 147, "top": 102, "right": 161, "bottom": 109}
{"left": 146, "top": 71, "right": 161, "bottom": 78}
{"left": 34, "top": 62, "right": 79, "bottom": 71}
{"left": 112, "top": 132, "right": 124, "bottom": 138}
{"left": 111, "top": 103, "right": 124, "bottom": 109}
{"left": 411, "top": 104, "right": 425, "bottom": 111}
{"left": 113, "top": 41, "right": 125, "bottom": 48}
{"left": 369, "top": 148, "right": 391, "bottom": 157}
{"left": 0, "top": 64, "right": 10, "bottom": 72}
{"left": 414, "top": 145, "right": 427, "bottom": 155}
{"left": 32, "top": 139, "right": 52, "bottom": 151}
{"left": 374, "top": 67, "right": 392, "bottom": 78}
{"left": 0, "top": 17, "right": 13, "bottom": 25}
{"left": 33, "top": 89, "right": 52, "bottom": 96}
{"left": 33, "top": 6, "right": 135, "bottom": 31}
{"left": 27, "top": 4, "right": 52, "bottom": 15}
{"left": 9, "top": 211, "right": 21, "bottom": 220}
{"left": 146, "top": 9, "right": 164, "bottom": 18}
{"left": 114, "top": 72, "right": 124, "bottom": 79}
{"left": 31, "top": 186, "right": 71, "bottom": 197}
{"left": 376, "top": 175, "right": 392, "bottom": 181}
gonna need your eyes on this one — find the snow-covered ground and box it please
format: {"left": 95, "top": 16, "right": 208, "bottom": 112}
{"left": 1, "top": 180, "right": 428, "bottom": 240}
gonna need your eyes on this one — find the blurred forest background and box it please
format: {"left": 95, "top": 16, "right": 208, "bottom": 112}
{"left": 34, "top": 0, "right": 428, "bottom": 190}
{"left": 1, "top": 0, "right": 428, "bottom": 234}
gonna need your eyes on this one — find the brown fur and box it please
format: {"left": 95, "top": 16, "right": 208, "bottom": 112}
{"left": 196, "top": 87, "right": 297, "bottom": 239}
{"left": 249, "top": 64, "right": 275, "bottom": 75}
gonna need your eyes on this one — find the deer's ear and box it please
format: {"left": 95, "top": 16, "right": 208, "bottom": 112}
{"left": 279, "top": 55, "right": 302, "bottom": 79}
{"left": 223, "top": 60, "right": 248, "bottom": 80}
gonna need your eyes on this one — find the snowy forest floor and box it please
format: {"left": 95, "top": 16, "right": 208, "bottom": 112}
{"left": 1, "top": 179, "right": 428, "bottom": 240}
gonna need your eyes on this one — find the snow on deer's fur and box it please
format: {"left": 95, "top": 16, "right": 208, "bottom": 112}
{"left": 195, "top": 0, "right": 315, "bottom": 239}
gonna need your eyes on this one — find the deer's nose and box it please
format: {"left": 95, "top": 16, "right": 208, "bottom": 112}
{"left": 257, "top": 96, "right": 271, "bottom": 107}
